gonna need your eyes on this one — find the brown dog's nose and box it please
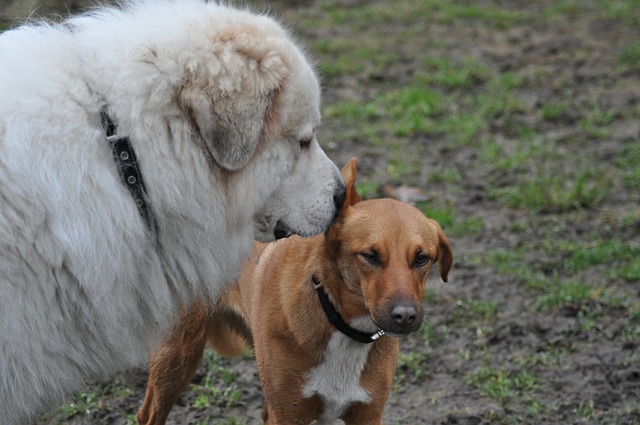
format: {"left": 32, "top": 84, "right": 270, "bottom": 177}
{"left": 391, "top": 304, "right": 417, "bottom": 327}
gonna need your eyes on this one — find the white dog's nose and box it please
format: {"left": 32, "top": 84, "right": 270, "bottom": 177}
{"left": 333, "top": 183, "right": 346, "bottom": 212}
{"left": 274, "top": 220, "right": 293, "bottom": 240}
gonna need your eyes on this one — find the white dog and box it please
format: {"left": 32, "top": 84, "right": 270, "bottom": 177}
{"left": 0, "top": 1, "right": 345, "bottom": 423}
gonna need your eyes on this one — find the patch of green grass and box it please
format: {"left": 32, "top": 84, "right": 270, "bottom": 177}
{"left": 619, "top": 43, "right": 640, "bottom": 69}
{"left": 319, "top": 2, "right": 399, "bottom": 28}
{"left": 518, "top": 345, "right": 568, "bottom": 368}
{"left": 600, "top": 0, "right": 640, "bottom": 27}
{"left": 466, "top": 366, "right": 540, "bottom": 402}
{"left": 191, "top": 350, "right": 243, "bottom": 409}
{"left": 574, "top": 400, "right": 597, "bottom": 420}
{"left": 614, "top": 260, "right": 640, "bottom": 282}
{"left": 484, "top": 249, "right": 549, "bottom": 292}
{"left": 542, "top": 0, "right": 582, "bottom": 19}
{"left": 386, "top": 155, "right": 422, "bottom": 180}
{"left": 323, "top": 100, "right": 380, "bottom": 125}
{"left": 527, "top": 397, "right": 548, "bottom": 416}
{"left": 453, "top": 298, "right": 502, "bottom": 324}
{"left": 354, "top": 180, "right": 380, "bottom": 200}
{"left": 211, "top": 417, "right": 247, "bottom": 425}
{"left": 564, "top": 240, "right": 639, "bottom": 273}
{"left": 417, "top": 201, "right": 485, "bottom": 237}
{"left": 429, "top": 166, "right": 462, "bottom": 184}
{"left": 396, "top": 351, "right": 428, "bottom": 384}
{"left": 480, "top": 137, "right": 546, "bottom": 172}
{"left": 485, "top": 245, "right": 626, "bottom": 312}
{"left": 39, "top": 377, "right": 135, "bottom": 423}
{"left": 416, "top": 0, "right": 529, "bottom": 29}
{"left": 489, "top": 167, "right": 610, "bottom": 212}
{"left": 623, "top": 323, "right": 640, "bottom": 343}
{"left": 541, "top": 0, "right": 640, "bottom": 28}
{"left": 124, "top": 414, "right": 137, "bottom": 425}
{"left": 485, "top": 249, "right": 525, "bottom": 274}
{"left": 535, "top": 280, "right": 614, "bottom": 311}
{"left": 578, "top": 102, "right": 616, "bottom": 139}
{"left": 540, "top": 101, "right": 570, "bottom": 122}
{"left": 468, "top": 299, "right": 502, "bottom": 320}
{"left": 54, "top": 388, "right": 105, "bottom": 421}
{"left": 382, "top": 86, "right": 445, "bottom": 137}
{"left": 616, "top": 142, "right": 640, "bottom": 192}
{"left": 318, "top": 55, "right": 365, "bottom": 79}
{"left": 420, "top": 57, "right": 489, "bottom": 89}
{"left": 325, "top": 56, "right": 526, "bottom": 150}
{"left": 417, "top": 321, "right": 442, "bottom": 346}
{"left": 546, "top": 238, "right": 640, "bottom": 283}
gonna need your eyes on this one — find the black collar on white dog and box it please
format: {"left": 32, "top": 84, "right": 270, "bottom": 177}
{"left": 100, "top": 108, "right": 157, "bottom": 232}
{"left": 311, "top": 275, "right": 385, "bottom": 344}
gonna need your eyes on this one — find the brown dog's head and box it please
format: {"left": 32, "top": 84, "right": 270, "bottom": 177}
{"left": 327, "top": 158, "right": 453, "bottom": 335}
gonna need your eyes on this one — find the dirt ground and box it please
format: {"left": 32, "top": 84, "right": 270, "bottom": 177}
{"left": 2, "top": 0, "right": 639, "bottom": 424}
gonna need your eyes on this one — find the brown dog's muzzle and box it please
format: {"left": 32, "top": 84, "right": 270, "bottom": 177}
{"left": 374, "top": 300, "right": 423, "bottom": 335}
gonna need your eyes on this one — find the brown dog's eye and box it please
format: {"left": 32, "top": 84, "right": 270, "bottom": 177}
{"left": 359, "top": 251, "right": 382, "bottom": 266}
{"left": 413, "top": 253, "right": 431, "bottom": 268}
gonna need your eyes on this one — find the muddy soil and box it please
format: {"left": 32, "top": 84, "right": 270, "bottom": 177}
{"left": 2, "top": 0, "right": 639, "bottom": 424}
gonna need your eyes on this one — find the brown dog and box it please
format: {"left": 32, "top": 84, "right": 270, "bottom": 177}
{"left": 138, "top": 158, "right": 453, "bottom": 424}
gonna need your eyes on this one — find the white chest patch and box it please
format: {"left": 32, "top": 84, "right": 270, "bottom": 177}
{"left": 302, "top": 317, "right": 375, "bottom": 423}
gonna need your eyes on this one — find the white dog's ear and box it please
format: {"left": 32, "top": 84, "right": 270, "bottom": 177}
{"left": 179, "top": 31, "right": 290, "bottom": 170}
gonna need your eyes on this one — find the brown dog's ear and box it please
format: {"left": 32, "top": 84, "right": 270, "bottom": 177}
{"left": 434, "top": 222, "right": 453, "bottom": 282}
{"left": 326, "top": 158, "right": 359, "bottom": 252}
{"left": 340, "top": 157, "right": 361, "bottom": 208}
{"left": 179, "top": 30, "right": 290, "bottom": 171}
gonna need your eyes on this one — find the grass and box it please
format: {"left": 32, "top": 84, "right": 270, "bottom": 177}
{"left": 543, "top": 238, "right": 640, "bottom": 282}
{"left": 191, "top": 350, "right": 243, "bottom": 409}
{"left": 574, "top": 400, "right": 597, "bottom": 420}
{"left": 420, "top": 57, "right": 489, "bottom": 89}
{"left": 484, "top": 240, "right": 632, "bottom": 312}
{"left": 395, "top": 351, "right": 429, "bottom": 385}
{"left": 540, "top": 101, "right": 570, "bottom": 122}
{"left": 466, "top": 366, "right": 540, "bottom": 402}
{"left": 452, "top": 298, "right": 502, "bottom": 327}
{"left": 417, "top": 201, "right": 485, "bottom": 237}
{"left": 429, "top": 166, "right": 462, "bottom": 184}
{"left": 535, "top": 280, "right": 619, "bottom": 311}
{"left": 616, "top": 142, "right": 640, "bottom": 192}
{"left": 619, "top": 43, "right": 640, "bottom": 69}
{"left": 39, "top": 377, "right": 135, "bottom": 424}
{"left": 414, "top": 0, "right": 529, "bottom": 28}
{"left": 489, "top": 168, "right": 610, "bottom": 212}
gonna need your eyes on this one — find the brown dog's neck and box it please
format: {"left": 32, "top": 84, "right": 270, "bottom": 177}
{"left": 311, "top": 275, "right": 385, "bottom": 344}
{"left": 312, "top": 256, "right": 371, "bottom": 325}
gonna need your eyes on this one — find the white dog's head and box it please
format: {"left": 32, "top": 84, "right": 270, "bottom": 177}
{"left": 177, "top": 12, "right": 345, "bottom": 242}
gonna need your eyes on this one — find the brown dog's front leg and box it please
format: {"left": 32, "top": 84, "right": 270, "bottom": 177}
{"left": 137, "top": 301, "right": 212, "bottom": 425}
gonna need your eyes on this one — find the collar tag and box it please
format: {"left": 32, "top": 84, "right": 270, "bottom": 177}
{"left": 370, "top": 330, "right": 386, "bottom": 341}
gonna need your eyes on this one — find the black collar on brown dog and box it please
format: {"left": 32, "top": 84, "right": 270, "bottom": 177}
{"left": 100, "top": 108, "right": 157, "bottom": 233}
{"left": 311, "top": 275, "right": 385, "bottom": 344}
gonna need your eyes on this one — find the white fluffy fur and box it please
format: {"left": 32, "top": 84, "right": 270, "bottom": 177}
{"left": 0, "top": 1, "right": 343, "bottom": 423}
